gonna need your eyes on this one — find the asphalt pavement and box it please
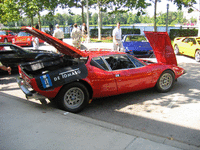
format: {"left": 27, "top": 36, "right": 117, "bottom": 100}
{"left": 0, "top": 91, "right": 187, "bottom": 150}
{"left": 1, "top": 40, "right": 200, "bottom": 150}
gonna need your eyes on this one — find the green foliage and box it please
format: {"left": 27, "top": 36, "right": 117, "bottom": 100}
{"left": 90, "top": 28, "right": 140, "bottom": 37}
{"left": 169, "top": 29, "right": 198, "bottom": 40}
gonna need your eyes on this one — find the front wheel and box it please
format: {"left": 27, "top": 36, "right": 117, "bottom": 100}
{"left": 57, "top": 82, "right": 89, "bottom": 113}
{"left": 156, "top": 70, "right": 175, "bottom": 93}
{"left": 195, "top": 50, "right": 200, "bottom": 62}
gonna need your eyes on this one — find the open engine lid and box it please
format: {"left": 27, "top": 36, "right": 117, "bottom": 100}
{"left": 144, "top": 31, "right": 177, "bottom": 66}
{"left": 21, "top": 27, "right": 88, "bottom": 58}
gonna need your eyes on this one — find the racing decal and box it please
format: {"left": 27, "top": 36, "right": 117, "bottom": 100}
{"left": 35, "top": 63, "right": 88, "bottom": 90}
{"left": 40, "top": 74, "right": 53, "bottom": 89}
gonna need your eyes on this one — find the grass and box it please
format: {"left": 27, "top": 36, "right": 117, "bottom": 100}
{"left": 88, "top": 37, "right": 113, "bottom": 43}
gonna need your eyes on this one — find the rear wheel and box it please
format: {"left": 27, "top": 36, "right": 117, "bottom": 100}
{"left": 156, "top": 70, "right": 175, "bottom": 93}
{"left": 57, "top": 82, "right": 89, "bottom": 113}
{"left": 174, "top": 45, "right": 179, "bottom": 55}
{"left": 195, "top": 50, "right": 200, "bottom": 62}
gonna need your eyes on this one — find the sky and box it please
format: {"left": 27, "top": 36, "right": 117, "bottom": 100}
{"left": 41, "top": 0, "right": 200, "bottom": 20}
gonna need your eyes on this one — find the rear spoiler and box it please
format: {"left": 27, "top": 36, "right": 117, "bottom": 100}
{"left": 144, "top": 31, "right": 177, "bottom": 66}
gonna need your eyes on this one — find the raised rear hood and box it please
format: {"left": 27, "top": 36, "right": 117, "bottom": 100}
{"left": 144, "top": 31, "right": 177, "bottom": 66}
{"left": 21, "top": 27, "right": 88, "bottom": 58}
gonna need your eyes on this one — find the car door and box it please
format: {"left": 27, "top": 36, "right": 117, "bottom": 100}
{"left": 179, "top": 38, "right": 195, "bottom": 56}
{"left": 88, "top": 57, "right": 118, "bottom": 98}
{"left": 185, "top": 38, "right": 197, "bottom": 57}
{"left": 104, "top": 55, "right": 153, "bottom": 95}
{"left": 7, "top": 31, "right": 15, "bottom": 42}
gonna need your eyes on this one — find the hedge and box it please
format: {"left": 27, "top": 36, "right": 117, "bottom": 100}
{"left": 169, "top": 29, "right": 198, "bottom": 40}
{"left": 90, "top": 28, "right": 141, "bottom": 38}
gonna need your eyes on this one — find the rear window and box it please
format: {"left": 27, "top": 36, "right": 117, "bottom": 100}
{"left": 91, "top": 57, "right": 109, "bottom": 70}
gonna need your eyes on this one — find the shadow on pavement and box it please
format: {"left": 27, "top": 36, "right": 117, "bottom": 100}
{"left": 0, "top": 62, "right": 200, "bottom": 148}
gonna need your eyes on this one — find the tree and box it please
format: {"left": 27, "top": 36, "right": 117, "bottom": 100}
{"left": 151, "top": 0, "right": 197, "bottom": 31}
{"left": 0, "top": 0, "right": 21, "bottom": 25}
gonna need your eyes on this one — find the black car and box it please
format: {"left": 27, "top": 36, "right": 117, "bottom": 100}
{"left": 0, "top": 43, "right": 61, "bottom": 71}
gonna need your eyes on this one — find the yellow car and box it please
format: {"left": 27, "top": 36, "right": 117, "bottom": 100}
{"left": 173, "top": 36, "right": 200, "bottom": 61}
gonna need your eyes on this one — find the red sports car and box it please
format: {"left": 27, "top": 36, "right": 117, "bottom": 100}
{"left": 17, "top": 27, "right": 185, "bottom": 113}
{"left": 0, "top": 30, "right": 16, "bottom": 43}
{"left": 12, "top": 31, "right": 44, "bottom": 47}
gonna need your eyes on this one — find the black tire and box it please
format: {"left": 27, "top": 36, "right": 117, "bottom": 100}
{"left": 4, "top": 38, "right": 8, "bottom": 43}
{"left": 195, "top": 50, "right": 200, "bottom": 62}
{"left": 56, "top": 82, "right": 89, "bottom": 113}
{"left": 156, "top": 70, "right": 175, "bottom": 93}
{"left": 174, "top": 45, "right": 179, "bottom": 55}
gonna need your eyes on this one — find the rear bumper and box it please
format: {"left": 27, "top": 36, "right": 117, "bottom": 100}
{"left": 17, "top": 77, "right": 46, "bottom": 100}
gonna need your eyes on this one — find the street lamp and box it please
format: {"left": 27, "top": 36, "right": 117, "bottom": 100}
{"left": 86, "top": 0, "right": 90, "bottom": 43}
{"left": 166, "top": 3, "right": 169, "bottom": 33}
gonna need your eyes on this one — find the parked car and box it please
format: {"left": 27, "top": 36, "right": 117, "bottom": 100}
{"left": 17, "top": 27, "right": 185, "bottom": 113}
{"left": 12, "top": 31, "right": 44, "bottom": 47}
{"left": 0, "top": 43, "right": 60, "bottom": 71}
{"left": 0, "top": 30, "right": 16, "bottom": 43}
{"left": 122, "top": 34, "right": 153, "bottom": 57}
{"left": 174, "top": 36, "right": 200, "bottom": 62}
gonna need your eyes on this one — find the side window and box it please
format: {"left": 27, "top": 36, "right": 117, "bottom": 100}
{"left": 190, "top": 38, "right": 196, "bottom": 44}
{"left": 183, "top": 38, "right": 190, "bottom": 43}
{"left": 128, "top": 55, "right": 145, "bottom": 68}
{"left": 104, "top": 55, "right": 135, "bottom": 70}
{"left": 90, "top": 57, "right": 109, "bottom": 71}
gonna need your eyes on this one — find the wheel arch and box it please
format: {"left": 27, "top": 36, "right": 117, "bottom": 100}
{"left": 161, "top": 69, "right": 175, "bottom": 78}
{"left": 56, "top": 79, "right": 93, "bottom": 100}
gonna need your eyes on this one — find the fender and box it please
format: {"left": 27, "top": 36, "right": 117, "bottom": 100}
{"left": 34, "top": 62, "right": 88, "bottom": 90}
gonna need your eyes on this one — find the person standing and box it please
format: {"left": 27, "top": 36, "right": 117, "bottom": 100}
{"left": 71, "top": 23, "right": 82, "bottom": 49}
{"left": 53, "top": 24, "right": 64, "bottom": 41}
{"left": 112, "top": 22, "right": 123, "bottom": 51}
{"left": 81, "top": 23, "right": 87, "bottom": 43}
{"left": 35, "top": 24, "right": 39, "bottom": 30}
{"left": 0, "top": 62, "right": 11, "bottom": 74}
{"left": 32, "top": 36, "right": 39, "bottom": 50}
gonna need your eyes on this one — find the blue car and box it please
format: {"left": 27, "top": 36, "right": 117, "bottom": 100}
{"left": 122, "top": 34, "right": 153, "bottom": 57}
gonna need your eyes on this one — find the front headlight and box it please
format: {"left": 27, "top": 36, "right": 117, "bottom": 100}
{"left": 0, "top": 37, "right": 2, "bottom": 39}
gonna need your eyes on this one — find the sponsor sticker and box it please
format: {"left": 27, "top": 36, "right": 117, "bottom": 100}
{"left": 40, "top": 74, "right": 52, "bottom": 89}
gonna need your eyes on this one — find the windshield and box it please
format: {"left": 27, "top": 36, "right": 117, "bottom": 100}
{"left": 125, "top": 35, "right": 147, "bottom": 42}
{"left": 18, "top": 32, "right": 31, "bottom": 37}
